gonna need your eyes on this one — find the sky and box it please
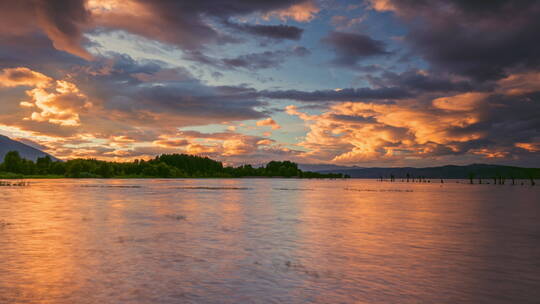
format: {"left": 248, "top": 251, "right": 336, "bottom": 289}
{"left": 0, "top": 0, "right": 539, "bottom": 167}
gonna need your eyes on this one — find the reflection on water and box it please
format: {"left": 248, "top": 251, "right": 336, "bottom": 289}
{"left": 0, "top": 179, "right": 539, "bottom": 303}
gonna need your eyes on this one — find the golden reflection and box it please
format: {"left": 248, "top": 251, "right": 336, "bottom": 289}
{"left": 1, "top": 179, "right": 538, "bottom": 303}
{"left": 3, "top": 181, "right": 82, "bottom": 301}
{"left": 292, "top": 180, "right": 487, "bottom": 303}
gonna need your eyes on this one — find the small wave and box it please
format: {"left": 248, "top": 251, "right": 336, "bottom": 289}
{"left": 174, "top": 186, "right": 251, "bottom": 190}
{"left": 81, "top": 185, "right": 142, "bottom": 188}
{"left": 273, "top": 188, "right": 313, "bottom": 191}
{"left": 0, "top": 220, "right": 12, "bottom": 229}
{"left": 165, "top": 214, "right": 187, "bottom": 221}
{"left": 345, "top": 188, "right": 413, "bottom": 192}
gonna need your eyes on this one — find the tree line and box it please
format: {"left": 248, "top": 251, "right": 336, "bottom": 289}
{"left": 0, "top": 151, "right": 348, "bottom": 179}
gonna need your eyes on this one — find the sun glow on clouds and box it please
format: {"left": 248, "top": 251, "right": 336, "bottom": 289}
{"left": 0, "top": 1, "right": 539, "bottom": 166}
{"left": 286, "top": 97, "right": 487, "bottom": 164}
{"left": 367, "top": 0, "right": 396, "bottom": 12}
{"left": 24, "top": 80, "right": 91, "bottom": 126}
{"left": 0, "top": 67, "right": 51, "bottom": 88}
{"left": 1, "top": 68, "right": 92, "bottom": 127}
{"left": 256, "top": 118, "right": 281, "bottom": 130}
{"left": 264, "top": 0, "right": 320, "bottom": 22}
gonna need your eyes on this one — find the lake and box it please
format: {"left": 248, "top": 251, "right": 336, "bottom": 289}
{"left": 0, "top": 179, "right": 539, "bottom": 303}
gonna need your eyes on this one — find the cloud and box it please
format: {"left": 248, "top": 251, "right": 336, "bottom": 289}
{"left": 148, "top": 131, "right": 282, "bottom": 160}
{"left": 366, "top": 69, "right": 478, "bottom": 93}
{"left": 286, "top": 88, "right": 540, "bottom": 166}
{"left": 263, "top": 0, "right": 320, "bottom": 22}
{"left": 0, "top": 56, "right": 268, "bottom": 147}
{"left": 496, "top": 72, "right": 540, "bottom": 96}
{"left": 1, "top": 67, "right": 91, "bottom": 126}
{"left": 261, "top": 86, "right": 409, "bottom": 102}
{"left": 184, "top": 46, "right": 310, "bottom": 71}
{"left": 366, "top": 0, "right": 395, "bottom": 12}
{"left": 226, "top": 22, "right": 304, "bottom": 41}
{"left": 0, "top": 0, "right": 91, "bottom": 60}
{"left": 370, "top": 0, "right": 540, "bottom": 81}
{"left": 0, "top": 67, "right": 52, "bottom": 88}
{"left": 515, "top": 142, "right": 540, "bottom": 153}
{"left": 0, "top": 33, "right": 86, "bottom": 71}
{"left": 256, "top": 118, "right": 281, "bottom": 130}
{"left": 0, "top": 0, "right": 317, "bottom": 59}
{"left": 432, "top": 92, "right": 487, "bottom": 112}
{"left": 1, "top": 1, "right": 538, "bottom": 167}
{"left": 34, "top": 0, "right": 93, "bottom": 60}
{"left": 89, "top": 0, "right": 316, "bottom": 51}
{"left": 23, "top": 80, "right": 91, "bottom": 126}
{"left": 322, "top": 31, "right": 390, "bottom": 65}
{"left": 153, "top": 138, "right": 189, "bottom": 148}
{"left": 331, "top": 15, "right": 365, "bottom": 31}
{"left": 220, "top": 47, "right": 310, "bottom": 70}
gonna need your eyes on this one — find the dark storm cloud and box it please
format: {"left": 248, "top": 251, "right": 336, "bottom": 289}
{"left": 0, "top": 33, "right": 90, "bottom": 83}
{"left": 222, "top": 47, "right": 310, "bottom": 70}
{"left": 260, "top": 86, "right": 408, "bottom": 102}
{"left": 76, "top": 55, "right": 408, "bottom": 111}
{"left": 226, "top": 22, "right": 304, "bottom": 41}
{"left": 92, "top": 0, "right": 312, "bottom": 51}
{"left": 33, "top": 0, "right": 92, "bottom": 59}
{"left": 480, "top": 92, "right": 540, "bottom": 143}
{"left": 365, "top": 69, "right": 481, "bottom": 93}
{"left": 431, "top": 89, "right": 540, "bottom": 157}
{"left": 438, "top": 90, "right": 540, "bottom": 165}
{"left": 0, "top": 0, "right": 92, "bottom": 60}
{"left": 380, "top": 0, "right": 540, "bottom": 81}
{"left": 184, "top": 47, "right": 310, "bottom": 71}
{"left": 0, "top": 0, "right": 312, "bottom": 58}
{"left": 322, "top": 31, "right": 389, "bottom": 65}
{"left": 68, "top": 55, "right": 266, "bottom": 126}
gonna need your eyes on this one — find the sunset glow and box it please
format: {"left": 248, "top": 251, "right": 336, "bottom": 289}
{"left": 0, "top": 0, "right": 539, "bottom": 166}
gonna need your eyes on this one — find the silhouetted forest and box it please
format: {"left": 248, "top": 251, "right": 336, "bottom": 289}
{"left": 0, "top": 151, "right": 347, "bottom": 179}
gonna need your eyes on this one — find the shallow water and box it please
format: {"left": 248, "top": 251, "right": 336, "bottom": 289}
{"left": 0, "top": 179, "right": 539, "bottom": 303}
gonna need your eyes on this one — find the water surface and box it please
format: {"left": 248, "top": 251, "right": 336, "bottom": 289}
{"left": 1, "top": 179, "right": 539, "bottom": 303}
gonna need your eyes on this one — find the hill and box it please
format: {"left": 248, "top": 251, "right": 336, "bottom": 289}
{"left": 298, "top": 163, "right": 363, "bottom": 172}
{"left": 0, "top": 135, "right": 58, "bottom": 162}
{"left": 316, "top": 164, "right": 540, "bottom": 179}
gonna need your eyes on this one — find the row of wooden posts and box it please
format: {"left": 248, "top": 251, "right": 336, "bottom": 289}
{"left": 378, "top": 175, "right": 536, "bottom": 185}
{"left": 0, "top": 181, "right": 30, "bottom": 187}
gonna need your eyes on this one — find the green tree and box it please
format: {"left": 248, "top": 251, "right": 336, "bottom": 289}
{"left": 36, "top": 156, "right": 53, "bottom": 174}
{"left": 4, "top": 151, "right": 23, "bottom": 173}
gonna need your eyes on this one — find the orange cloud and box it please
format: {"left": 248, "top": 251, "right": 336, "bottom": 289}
{"left": 256, "top": 139, "right": 273, "bottom": 146}
{"left": 1, "top": 67, "right": 92, "bottom": 127}
{"left": 432, "top": 92, "right": 487, "bottom": 112}
{"left": 367, "top": 0, "right": 396, "bottom": 12}
{"left": 256, "top": 118, "right": 281, "bottom": 130}
{"left": 22, "top": 79, "right": 91, "bottom": 126}
{"left": 186, "top": 143, "right": 219, "bottom": 155}
{"left": 264, "top": 0, "right": 319, "bottom": 22}
{"left": 515, "top": 142, "right": 540, "bottom": 152}
{"left": 497, "top": 72, "right": 540, "bottom": 95}
{"left": 222, "top": 138, "right": 253, "bottom": 156}
{"left": 34, "top": 0, "right": 93, "bottom": 60}
{"left": 0, "top": 67, "right": 51, "bottom": 88}
{"left": 471, "top": 148, "right": 509, "bottom": 158}
{"left": 286, "top": 95, "right": 490, "bottom": 164}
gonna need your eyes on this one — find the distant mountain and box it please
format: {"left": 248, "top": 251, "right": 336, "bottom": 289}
{"left": 315, "top": 164, "right": 540, "bottom": 179}
{"left": 0, "top": 135, "right": 58, "bottom": 162}
{"left": 298, "top": 163, "right": 363, "bottom": 172}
